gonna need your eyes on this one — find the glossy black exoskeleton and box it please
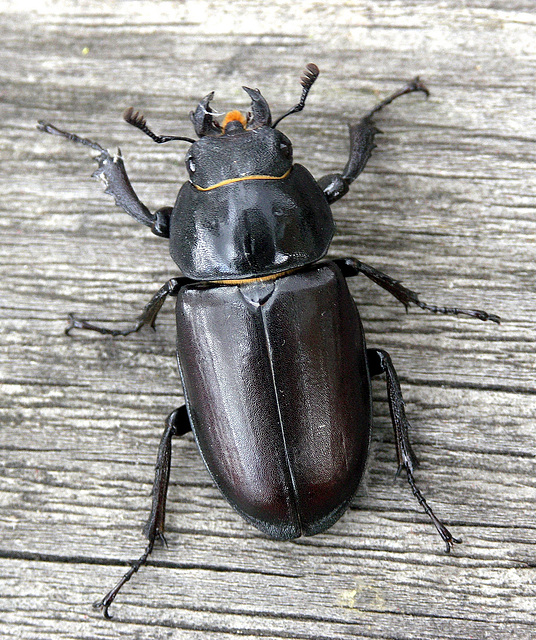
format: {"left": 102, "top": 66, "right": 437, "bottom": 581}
{"left": 38, "top": 63, "right": 499, "bottom": 618}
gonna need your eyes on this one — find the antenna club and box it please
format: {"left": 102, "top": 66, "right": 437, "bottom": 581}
{"left": 301, "top": 63, "right": 319, "bottom": 89}
{"left": 272, "top": 62, "right": 320, "bottom": 129}
{"left": 123, "top": 107, "right": 147, "bottom": 128}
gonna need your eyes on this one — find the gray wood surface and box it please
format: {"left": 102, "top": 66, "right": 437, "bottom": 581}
{"left": 1, "top": 1, "right": 535, "bottom": 638}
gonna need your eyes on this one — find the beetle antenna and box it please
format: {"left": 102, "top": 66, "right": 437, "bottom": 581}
{"left": 123, "top": 107, "right": 195, "bottom": 144}
{"left": 272, "top": 63, "right": 319, "bottom": 128}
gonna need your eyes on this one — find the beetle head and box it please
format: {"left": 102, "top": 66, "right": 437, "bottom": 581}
{"left": 184, "top": 64, "right": 319, "bottom": 190}
{"left": 184, "top": 122, "right": 293, "bottom": 191}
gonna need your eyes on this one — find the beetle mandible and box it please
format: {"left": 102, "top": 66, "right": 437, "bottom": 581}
{"left": 38, "top": 64, "right": 499, "bottom": 618}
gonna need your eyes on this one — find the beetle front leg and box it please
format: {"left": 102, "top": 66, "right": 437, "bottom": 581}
{"left": 317, "top": 78, "right": 429, "bottom": 204}
{"left": 65, "top": 276, "right": 192, "bottom": 337}
{"left": 367, "top": 348, "right": 461, "bottom": 553}
{"left": 94, "top": 405, "right": 192, "bottom": 619}
{"left": 335, "top": 257, "right": 500, "bottom": 323}
{"left": 37, "top": 121, "right": 172, "bottom": 237}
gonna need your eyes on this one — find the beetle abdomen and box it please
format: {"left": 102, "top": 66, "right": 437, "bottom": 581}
{"left": 175, "top": 262, "right": 371, "bottom": 539}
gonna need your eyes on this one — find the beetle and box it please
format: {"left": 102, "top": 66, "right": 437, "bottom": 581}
{"left": 38, "top": 64, "right": 499, "bottom": 618}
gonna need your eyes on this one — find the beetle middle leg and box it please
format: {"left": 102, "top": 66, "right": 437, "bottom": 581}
{"left": 367, "top": 348, "right": 461, "bottom": 553}
{"left": 94, "top": 405, "right": 191, "bottom": 619}
{"left": 318, "top": 77, "right": 429, "bottom": 204}
{"left": 335, "top": 257, "right": 500, "bottom": 323}
{"left": 65, "top": 276, "right": 192, "bottom": 337}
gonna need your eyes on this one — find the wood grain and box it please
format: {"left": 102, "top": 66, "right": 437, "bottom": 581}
{"left": 1, "top": 1, "right": 535, "bottom": 638}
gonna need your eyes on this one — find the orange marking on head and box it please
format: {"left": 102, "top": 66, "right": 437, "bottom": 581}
{"left": 222, "top": 110, "right": 247, "bottom": 131}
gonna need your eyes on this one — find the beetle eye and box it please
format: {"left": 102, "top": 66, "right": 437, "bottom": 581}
{"left": 187, "top": 156, "right": 196, "bottom": 173}
{"left": 279, "top": 141, "right": 292, "bottom": 159}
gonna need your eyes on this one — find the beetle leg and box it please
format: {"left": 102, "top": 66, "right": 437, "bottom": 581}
{"left": 367, "top": 348, "right": 461, "bottom": 553}
{"left": 94, "top": 405, "right": 192, "bottom": 619}
{"left": 334, "top": 257, "right": 500, "bottom": 324}
{"left": 65, "top": 276, "right": 191, "bottom": 337}
{"left": 37, "top": 121, "right": 171, "bottom": 237}
{"left": 317, "top": 78, "right": 429, "bottom": 204}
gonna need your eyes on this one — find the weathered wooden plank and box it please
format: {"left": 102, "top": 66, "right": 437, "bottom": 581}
{"left": 1, "top": 1, "right": 535, "bottom": 639}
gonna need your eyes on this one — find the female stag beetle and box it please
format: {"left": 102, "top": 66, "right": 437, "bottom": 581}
{"left": 38, "top": 63, "right": 499, "bottom": 618}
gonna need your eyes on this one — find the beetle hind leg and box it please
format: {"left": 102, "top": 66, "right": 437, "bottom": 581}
{"left": 94, "top": 405, "right": 191, "bottom": 619}
{"left": 367, "top": 347, "right": 461, "bottom": 553}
